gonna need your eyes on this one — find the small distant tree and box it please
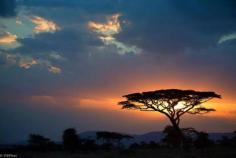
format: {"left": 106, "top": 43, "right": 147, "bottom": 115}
{"left": 62, "top": 128, "right": 80, "bottom": 152}
{"left": 81, "top": 139, "right": 98, "bottom": 151}
{"left": 218, "top": 136, "right": 231, "bottom": 147}
{"left": 148, "top": 141, "right": 160, "bottom": 149}
{"left": 96, "top": 131, "right": 133, "bottom": 148}
{"left": 28, "top": 134, "right": 55, "bottom": 151}
{"left": 119, "top": 89, "right": 221, "bottom": 146}
{"left": 218, "top": 131, "right": 236, "bottom": 147}
{"left": 181, "top": 127, "right": 196, "bottom": 150}
{"left": 232, "top": 131, "right": 236, "bottom": 147}
{"left": 194, "top": 131, "right": 213, "bottom": 150}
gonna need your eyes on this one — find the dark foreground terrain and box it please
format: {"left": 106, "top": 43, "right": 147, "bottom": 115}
{"left": 5, "top": 148, "right": 236, "bottom": 158}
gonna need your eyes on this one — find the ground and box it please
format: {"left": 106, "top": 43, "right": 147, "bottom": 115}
{"left": 9, "top": 147, "right": 236, "bottom": 158}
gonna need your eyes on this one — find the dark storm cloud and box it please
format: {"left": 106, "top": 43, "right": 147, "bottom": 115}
{"left": 1, "top": 0, "right": 236, "bottom": 98}
{"left": 15, "top": 28, "right": 102, "bottom": 60}
{"left": 115, "top": 0, "right": 236, "bottom": 55}
{"left": 18, "top": 0, "right": 236, "bottom": 56}
{"left": 0, "top": 0, "right": 16, "bottom": 17}
{"left": 2, "top": 0, "right": 236, "bottom": 98}
{"left": 19, "top": 0, "right": 120, "bottom": 13}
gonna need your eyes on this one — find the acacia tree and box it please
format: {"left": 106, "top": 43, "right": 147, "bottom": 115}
{"left": 119, "top": 89, "right": 221, "bottom": 131}
{"left": 96, "top": 131, "right": 133, "bottom": 148}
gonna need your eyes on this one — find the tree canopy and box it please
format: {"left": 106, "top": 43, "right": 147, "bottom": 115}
{"left": 96, "top": 131, "right": 133, "bottom": 141}
{"left": 62, "top": 128, "right": 80, "bottom": 152}
{"left": 119, "top": 89, "right": 221, "bottom": 129}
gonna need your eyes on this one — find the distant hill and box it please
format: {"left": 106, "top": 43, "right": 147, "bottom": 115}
{"left": 79, "top": 131, "right": 97, "bottom": 140}
{"left": 2, "top": 131, "right": 234, "bottom": 146}
{"left": 79, "top": 131, "right": 235, "bottom": 145}
{"left": 79, "top": 131, "right": 164, "bottom": 145}
{"left": 208, "top": 132, "right": 235, "bottom": 141}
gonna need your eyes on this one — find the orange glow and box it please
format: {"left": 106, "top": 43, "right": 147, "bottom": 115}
{"left": 79, "top": 97, "right": 120, "bottom": 109}
{"left": 88, "top": 14, "right": 121, "bottom": 36}
{"left": 30, "top": 16, "right": 60, "bottom": 34}
{"left": 84, "top": 80, "right": 235, "bottom": 120}
{"left": 0, "top": 32, "right": 17, "bottom": 45}
{"left": 28, "top": 95, "right": 57, "bottom": 105}
{"left": 20, "top": 72, "right": 236, "bottom": 123}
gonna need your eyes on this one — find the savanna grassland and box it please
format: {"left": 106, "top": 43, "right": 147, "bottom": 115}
{"left": 12, "top": 147, "right": 236, "bottom": 158}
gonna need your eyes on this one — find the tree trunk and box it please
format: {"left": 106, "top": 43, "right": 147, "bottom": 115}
{"left": 170, "top": 118, "right": 180, "bottom": 131}
{"left": 169, "top": 118, "right": 183, "bottom": 148}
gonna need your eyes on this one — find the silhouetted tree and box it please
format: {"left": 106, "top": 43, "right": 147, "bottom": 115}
{"left": 181, "top": 127, "right": 196, "bottom": 150}
{"left": 129, "top": 141, "right": 159, "bottom": 150}
{"left": 233, "top": 131, "right": 236, "bottom": 146}
{"left": 81, "top": 139, "right": 98, "bottom": 151}
{"left": 162, "top": 125, "right": 183, "bottom": 148}
{"left": 28, "top": 134, "right": 55, "bottom": 151}
{"left": 147, "top": 141, "right": 160, "bottom": 149}
{"left": 218, "top": 132, "right": 236, "bottom": 148}
{"left": 62, "top": 128, "right": 80, "bottom": 152}
{"left": 129, "top": 143, "right": 140, "bottom": 149}
{"left": 96, "top": 131, "right": 133, "bottom": 149}
{"left": 194, "top": 131, "right": 213, "bottom": 150}
{"left": 119, "top": 89, "right": 221, "bottom": 146}
{"left": 218, "top": 136, "right": 232, "bottom": 147}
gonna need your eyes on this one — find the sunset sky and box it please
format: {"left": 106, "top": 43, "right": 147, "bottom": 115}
{"left": 1, "top": 0, "right": 236, "bottom": 144}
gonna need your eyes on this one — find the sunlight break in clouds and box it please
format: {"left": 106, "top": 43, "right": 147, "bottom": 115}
{"left": 0, "top": 32, "right": 21, "bottom": 50}
{"left": 218, "top": 33, "right": 236, "bottom": 44}
{"left": 30, "top": 16, "right": 60, "bottom": 34}
{"left": 0, "top": 13, "right": 62, "bottom": 74}
{"left": 0, "top": 50, "right": 62, "bottom": 74}
{"left": 0, "top": 31, "right": 21, "bottom": 50}
{"left": 19, "top": 57, "right": 38, "bottom": 69}
{"left": 88, "top": 14, "right": 142, "bottom": 55}
{"left": 88, "top": 14, "right": 121, "bottom": 36}
{"left": 48, "top": 66, "right": 61, "bottom": 74}
{"left": 0, "top": 32, "right": 18, "bottom": 45}
{"left": 0, "top": 51, "right": 37, "bottom": 69}
{"left": 36, "top": 58, "right": 62, "bottom": 74}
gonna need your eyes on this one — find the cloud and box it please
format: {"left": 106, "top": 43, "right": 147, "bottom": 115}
{"left": 36, "top": 58, "right": 62, "bottom": 74}
{"left": 30, "top": 16, "right": 60, "bottom": 34}
{"left": 0, "top": 32, "right": 18, "bottom": 45}
{"left": 0, "top": 51, "right": 17, "bottom": 66}
{"left": 100, "top": 36, "right": 142, "bottom": 55}
{"left": 88, "top": 14, "right": 142, "bottom": 55}
{"left": 28, "top": 95, "right": 57, "bottom": 106}
{"left": 16, "top": 18, "right": 23, "bottom": 25}
{"left": 0, "top": 11, "right": 35, "bottom": 41}
{"left": 48, "top": 51, "right": 66, "bottom": 61}
{"left": 0, "top": 9, "right": 63, "bottom": 74}
{"left": 0, "top": 31, "right": 21, "bottom": 50}
{"left": 0, "top": 50, "right": 62, "bottom": 74}
{"left": 0, "top": 51, "right": 36, "bottom": 69}
{"left": 218, "top": 33, "right": 236, "bottom": 44}
{"left": 33, "top": 58, "right": 62, "bottom": 74}
{"left": 48, "top": 66, "right": 61, "bottom": 74}
{"left": 0, "top": 9, "right": 61, "bottom": 40}
{"left": 19, "top": 56, "right": 37, "bottom": 69}
{"left": 88, "top": 14, "right": 121, "bottom": 36}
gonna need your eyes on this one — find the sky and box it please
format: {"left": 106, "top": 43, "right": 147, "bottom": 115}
{"left": 0, "top": 0, "right": 236, "bottom": 144}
